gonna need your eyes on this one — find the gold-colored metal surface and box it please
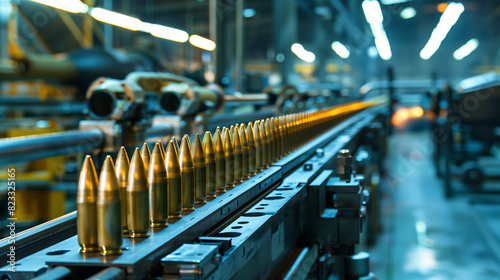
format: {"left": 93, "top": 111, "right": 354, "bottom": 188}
{"left": 114, "top": 147, "right": 129, "bottom": 234}
{"left": 272, "top": 117, "right": 280, "bottom": 162}
{"left": 260, "top": 120, "right": 269, "bottom": 168}
{"left": 222, "top": 127, "right": 235, "bottom": 188}
{"left": 149, "top": 143, "right": 168, "bottom": 227}
{"left": 180, "top": 135, "right": 195, "bottom": 211}
{"left": 192, "top": 134, "right": 207, "bottom": 204}
{"left": 97, "top": 156, "right": 123, "bottom": 255}
{"left": 203, "top": 131, "right": 217, "bottom": 199}
{"left": 213, "top": 127, "right": 226, "bottom": 194}
{"left": 141, "top": 143, "right": 151, "bottom": 175}
{"left": 232, "top": 125, "right": 243, "bottom": 184}
{"left": 253, "top": 121, "right": 263, "bottom": 172}
{"left": 158, "top": 140, "right": 165, "bottom": 158}
{"left": 127, "top": 148, "right": 149, "bottom": 238}
{"left": 239, "top": 123, "right": 250, "bottom": 180}
{"left": 77, "top": 156, "right": 99, "bottom": 253}
{"left": 246, "top": 122, "right": 256, "bottom": 176}
{"left": 166, "top": 140, "right": 182, "bottom": 219}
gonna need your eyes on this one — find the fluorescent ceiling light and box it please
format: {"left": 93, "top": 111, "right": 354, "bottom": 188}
{"left": 189, "top": 35, "right": 216, "bottom": 51}
{"left": 362, "top": 1, "right": 392, "bottom": 60}
{"left": 381, "top": 0, "right": 411, "bottom": 4}
{"left": 400, "top": 7, "right": 416, "bottom": 19}
{"left": 420, "top": 2, "right": 464, "bottom": 60}
{"left": 146, "top": 24, "right": 189, "bottom": 43}
{"left": 90, "top": 7, "right": 142, "bottom": 31}
{"left": 30, "top": 0, "right": 88, "bottom": 14}
{"left": 331, "top": 41, "right": 350, "bottom": 59}
{"left": 243, "top": 8, "right": 256, "bottom": 18}
{"left": 362, "top": 0, "right": 383, "bottom": 24}
{"left": 453, "top": 38, "right": 478, "bottom": 60}
{"left": 291, "top": 43, "right": 315, "bottom": 63}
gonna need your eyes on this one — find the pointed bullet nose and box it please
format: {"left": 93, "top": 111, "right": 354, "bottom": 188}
{"left": 171, "top": 136, "right": 180, "bottom": 154}
{"left": 79, "top": 155, "right": 98, "bottom": 192}
{"left": 150, "top": 143, "right": 167, "bottom": 179}
{"left": 157, "top": 140, "right": 165, "bottom": 158}
{"left": 129, "top": 148, "right": 148, "bottom": 186}
{"left": 180, "top": 135, "right": 194, "bottom": 169}
{"left": 203, "top": 131, "right": 215, "bottom": 160}
{"left": 223, "top": 128, "right": 233, "bottom": 156}
{"left": 99, "top": 156, "right": 118, "bottom": 192}
{"left": 102, "top": 155, "right": 115, "bottom": 174}
{"left": 141, "top": 143, "right": 151, "bottom": 173}
{"left": 192, "top": 134, "right": 205, "bottom": 165}
{"left": 166, "top": 140, "right": 181, "bottom": 174}
{"left": 115, "top": 146, "right": 130, "bottom": 183}
{"left": 213, "top": 128, "right": 225, "bottom": 158}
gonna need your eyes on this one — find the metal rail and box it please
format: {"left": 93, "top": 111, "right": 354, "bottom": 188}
{"left": 0, "top": 124, "right": 174, "bottom": 166}
{"left": 0, "top": 129, "right": 104, "bottom": 166}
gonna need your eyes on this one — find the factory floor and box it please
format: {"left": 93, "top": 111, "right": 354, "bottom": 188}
{"left": 369, "top": 130, "right": 500, "bottom": 280}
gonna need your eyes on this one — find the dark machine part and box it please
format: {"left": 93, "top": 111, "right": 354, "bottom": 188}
{"left": 160, "top": 83, "right": 223, "bottom": 117}
{"left": 85, "top": 78, "right": 145, "bottom": 121}
{"left": 436, "top": 75, "right": 500, "bottom": 197}
{"left": 86, "top": 72, "right": 224, "bottom": 119}
{"left": 0, "top": 105, "right": 386, "bottom": 280}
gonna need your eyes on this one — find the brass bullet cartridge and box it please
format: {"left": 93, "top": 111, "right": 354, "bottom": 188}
{"left": 273, "top": 117, "right": 280, "bottom": 161}
{"left": 180, "top": 135, "right": 195, "bottom": 211}
{"left": 213, "top": 127, "right": 226, "bottom": 193}
{"left": 114, "top": 147, "right": 129, "bottom": 234}
{"left": 232, "top": 126, "right": 243, "bottom": 184}
{"left": 266, "top": 118, "right": 275, "bottom": 163}
{"left": 149, "top": 143, "right": 168, "bottom": 227}
{"left": 203, "top": 131, "right": 217, "bottom": 198}
{"left": 239, "top": 123, "right": 250, "bottom": 180}
{"left": 192, "top": 134, "right": 207, "bottom": 204}
{"left": 260, "top": 120, "right": 269, "bottom": 168}
{"left": 253, "top": 121, "right": 263, "bottom": 172}
{"left": 97, "top": 156, "right": 123, "bottom": 255}
{"left": 171, "top": 136, "right": 180, "bottom": 153}
{"left": 222, "top": 127, "right": 235, "bottom": 188}
{"left": 77, "top": 155, "right": 99, "bottom": 253}
{"left": 166, "top": 140, "right": 182, "bottom": 218}
{"left": 246, "top": 122, "right": 256, "bottom": 175}
{"left": 278, "top": 116, "right": 285, "bottom": 157}
{"left": 229, "top": 125, "right": 235, "bottom": 138}
{"left": 127, "top": 148, "right": 149, "bottom": 238}
{"left": 158, "top": 140, "right": 165, "bottom": 158}
{"left": 141, "top": 143, "right": 151, "bottom": 175}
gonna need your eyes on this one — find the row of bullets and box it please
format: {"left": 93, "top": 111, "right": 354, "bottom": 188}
{"left": 76, "top": 99, "right": 379, "bottom": 255}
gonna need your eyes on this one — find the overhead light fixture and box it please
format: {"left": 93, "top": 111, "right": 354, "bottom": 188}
{"left": 453, "top": 38, "right": 478, "bottom": 60}
{"left": 362, "top": 0, "right": 392, "bottom": 60}
{"left": 89, "top": 7, "right": 142, "bottom": 31}
{"left": 30, "top": 0, "right": 89, "bottom": 14}
{"left": 145, "top": 24, "right": 189, "bottom": 43}
{"left": 331, "top": 41, "right": 350, "bottom": 59}
{"left": 291, "top": 43, "right": 315, "bottom": 63}
{"left": 362, "top": 0, "right": 383, "bottom": 24}
{"left": 243, "top": 8, "right": 256, "bottom": 18}
{"left": 381, "top": 0, "right": 411, "bottom": 4}
{"left": 189, "top": 35, "right": 216, "bottom": 51}
{"left": 420, "top": 2, "right": 464, "bottom": 60}
{"left": 400, "top": 7, "right": 416, "bottom": 19}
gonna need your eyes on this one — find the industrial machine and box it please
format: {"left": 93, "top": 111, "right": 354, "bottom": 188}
{"left": 0, "top": 89, "right": 387, "bottom": 279}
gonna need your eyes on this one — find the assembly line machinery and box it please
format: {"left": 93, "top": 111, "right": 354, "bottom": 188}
{"left": 0, "top": 71, "right": 388, "bottom": 279}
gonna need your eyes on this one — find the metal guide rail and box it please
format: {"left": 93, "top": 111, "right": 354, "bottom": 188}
{"left": 0, "top": 105, "right": 385, "bottom": 280}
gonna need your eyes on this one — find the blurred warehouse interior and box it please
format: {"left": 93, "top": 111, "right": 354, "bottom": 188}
{"left": 0, "top": 0, "right": 499, "bottom": 279}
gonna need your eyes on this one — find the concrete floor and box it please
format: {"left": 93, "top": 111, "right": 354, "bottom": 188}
{"left": 369, "top": 131, "right": 500, "bottom": 280}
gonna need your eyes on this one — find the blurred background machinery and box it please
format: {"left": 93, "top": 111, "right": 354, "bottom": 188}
{"left": 0, "top": 0, "right": 499, "bottom": 279}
